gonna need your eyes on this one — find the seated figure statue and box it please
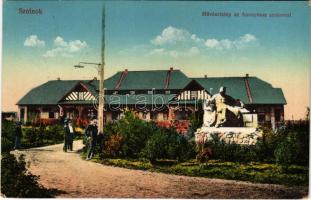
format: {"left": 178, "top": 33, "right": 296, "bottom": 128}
{"left": 203, "top": 86, "right": 245, "bottom": 127}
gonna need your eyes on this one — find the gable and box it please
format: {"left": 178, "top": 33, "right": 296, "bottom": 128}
{"left": 61, "top": 83, "right": 96, "bottom": 102}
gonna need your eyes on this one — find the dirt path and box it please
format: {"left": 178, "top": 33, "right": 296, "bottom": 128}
{"left": 13, "top": 140, "right": 308, "bottom": 198}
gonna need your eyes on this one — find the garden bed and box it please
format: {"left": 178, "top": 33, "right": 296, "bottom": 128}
{"left": 86, "top": 156, "right": 308, "bottom": 186}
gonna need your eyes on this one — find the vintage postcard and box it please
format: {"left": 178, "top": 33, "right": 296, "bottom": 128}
{"left": 1, "top": 0, "right": 310, "bottom": 198}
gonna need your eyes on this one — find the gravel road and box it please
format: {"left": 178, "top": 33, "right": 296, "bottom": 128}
{"left": 12, "top": 140, "right": 308, "bottom": 198}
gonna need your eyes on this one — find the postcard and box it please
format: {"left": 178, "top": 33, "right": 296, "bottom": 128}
{"left": 1, "top": 1, "right": 310, "bottom": 198}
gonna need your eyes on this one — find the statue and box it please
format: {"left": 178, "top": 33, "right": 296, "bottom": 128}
{"left": 203, "top": 86, "right": 246, "bottom": 128}
{"left": 195, "top": 86, "right": 261, "bottom": 150}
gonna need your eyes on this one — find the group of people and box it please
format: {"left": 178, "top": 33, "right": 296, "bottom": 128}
{"left": 13, "top": 115, "right": 99, "bottom": 161}
{"left": 62, "top": 116, "right": 99, "bottom": 161}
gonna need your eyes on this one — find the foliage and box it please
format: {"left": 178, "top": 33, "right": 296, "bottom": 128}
{"left": 274, "top": 131, "right": 307, "bottom": 167}
{"left": 22, "top": 125, "right": 65, "bottom": 148}
{"left": 1, "top": 120, "right": 16, "bottom": 152}
{"left": 1, "top": 153, "right": 52, "bottom": 197}
{"left": 189, "top": 112, "right": 203, "bottom": 132}
{"left": 101, "top": 111, "right": 196, "bottom": 161}
{"left": 142, "top": 127, "right": 196, "bottom": 162}
{"left": 117, "top": 111, "right": 157, "bottom": 157}
{"left": 104, "top": 133, "right": 124, "bottom": 157}
{"left": 1, "top": 120, "right": 67, "bottom": 150}
{"left": 100, "top": 158, "right": 308, "bottom": 186}
{"left": 45, "top": 125, "right": 64, "bottom": 141}
{"left": 205, "top": 135, "right": 260, "bottom": 163}
{"left": 203, "top": 122, "right": 309, "bottom": 165}
{"left": 102, "top": 111, "right": 157, "bottom": 158}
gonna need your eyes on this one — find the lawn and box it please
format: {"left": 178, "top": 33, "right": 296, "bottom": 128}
{"left": 84, "top": 154, "right": 308, "bottom": 186}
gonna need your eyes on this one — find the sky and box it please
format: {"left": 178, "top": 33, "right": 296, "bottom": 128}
{"left": 2, "top": 1, "right": 310, "bottom": 120}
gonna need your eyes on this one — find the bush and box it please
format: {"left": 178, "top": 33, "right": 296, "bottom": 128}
{"left": 142, "top": 127, "right": 196, "bottom": 162}
{"left": 205, "top": 134, "right": 267, "bottom": 163}
{"left": 23, "top": 128, "right": 38, "bottom": 146}
{"left": 203, "top": 122, "right": 309, "bottom": 165}
{"left": 45, "top": 125, "right": 64, "bottom": 142}
{"left": 117, "top": 112, "right": 156, "bottom": 157}
{"left": 21, "top": 125, "right": 65, "bottom": 148}
{"left": 1, "top": 153, "right": 52, "bottom": 197}
{"left": 189, "top": 112, "right": 203, "bottom": 132}
{"left": 100, "top": 111, "right": 196, "bottom": 162}
{"left": 274, "top": 132, "right": 303, "bottom": 167}
{"left": 1, "top": 120, "right": 16, "bottom": 152}
{"left": 104, "top": 133, "right": 124, "bottom": 157}
{"left": 102, "top": 112, "right": 158, "bottom": 158}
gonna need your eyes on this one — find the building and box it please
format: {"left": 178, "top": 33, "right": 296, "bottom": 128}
{"left": 17, "top": 68, "right": 286, "bottom": 132}
{"left": 2, "top": 111, "right": 17, "bottom": 121}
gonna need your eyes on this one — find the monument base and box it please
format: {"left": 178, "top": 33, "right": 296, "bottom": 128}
{"left": 195, "top": 127, "right": 262, "bottom": 145}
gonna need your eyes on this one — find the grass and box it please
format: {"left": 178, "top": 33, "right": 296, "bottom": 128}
{"left": 83, "top": 154, "right": 308, "bottom": 186}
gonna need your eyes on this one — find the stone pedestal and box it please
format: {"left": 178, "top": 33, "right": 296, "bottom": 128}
{"left": 195, "top": 127, "right": 262, "bottom": 145}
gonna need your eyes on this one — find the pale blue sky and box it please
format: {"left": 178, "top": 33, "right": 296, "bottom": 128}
{"left": 2, "top": 1, "right": 310, "bottom": 119}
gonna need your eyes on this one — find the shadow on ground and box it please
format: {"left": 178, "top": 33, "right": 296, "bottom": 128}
{"left": 45, "top": 188, "right": 67, "bottom": 197}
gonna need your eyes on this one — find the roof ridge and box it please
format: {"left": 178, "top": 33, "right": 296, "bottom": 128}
{"left": 193, "top": 76, "right": 255, "bottom": 79}
{"left": 117, "top": 69, "right": 181, "bottom": 72}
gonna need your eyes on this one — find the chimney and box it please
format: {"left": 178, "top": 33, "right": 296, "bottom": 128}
{"left": 204, "top": 75, "right": 207, "bottom": 78}
{"left": 245, "top": 73, "right": 249, "bottom": 78}
{"left": 57, "top": 77, "right": 61, "bottom": 81}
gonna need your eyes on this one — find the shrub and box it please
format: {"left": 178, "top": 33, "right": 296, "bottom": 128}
{"left": 189, "top": 112, "right": 203, "bottom": 132}
{"left": 101, "top": 112, "right": 158, "bottom": 158}
{"left": 117, "top": 112, "right": 156, "bottom": 157}
{"left": 202, "top": 122, "right": 309, "bottom": 165}
{"left": 1, "top": 153, "right": 52, "bottom": 197}
{"left": 205, "top": 134, "right": 262, "bottom": 163}
{"left": 23, "top": 128, "right": 38, "bottom": 147}
{"left": 104, "top": 133, "right": 124, "bottom": 157}
{"left": 45, "top": 125, "right": 64, "bottom": 142}
{"left": 274, "top": 132, "right": 302, "bottom": 167}
{"left": 21, "top": 125, "right": 65, "bottom": 148}
{"left": 100, "top": 111, "right": 196, "bottom": 161}
{"left": 1, "top": 120, "right": 16, "bottom": 152}
{"left": 142, "top": 127, "right": 196, "bottom": 163}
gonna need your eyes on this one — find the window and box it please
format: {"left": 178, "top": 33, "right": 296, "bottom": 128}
{"left": 49, "top": 112, "right": 55, "bottom": 119}
{"left": 142, "top": 113, "right": 147, "bottom": 119}
{"left": 147, "top": 90, "right": 153, "bottom": 95}
{"left": 113, "top": 91, "right": 118, "bottom": 95}
{"left": 130, "top": 91, "right": 135, "bottom": 95}
{"left": 165, "top": 90, "right": 171, "bottom": 94}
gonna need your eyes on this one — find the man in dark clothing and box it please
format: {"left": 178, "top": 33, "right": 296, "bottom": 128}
{"left": 63, "top": 119, "right": 70, "bottom": 152}
{"left": 85, "top": 117, "right": 98, "bottom": 160}
{"left": 67, "top": 120, "right": 74, "bottom": 151}
{"left": 14, "top": 121, "right": 22, "bottom": 150}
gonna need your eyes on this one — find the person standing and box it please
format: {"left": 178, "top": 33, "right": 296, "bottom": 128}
{"left": 14, "top": 121, "right": 22, "bottom": 150}
{"left": 68, "top": 120, "right": 74, "bottom": 151}
{"left": 85, "top": 117, "right": 98, "bottom": 160}
{"left": 63, "top": 119, "right": 70, "bottom": 152}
